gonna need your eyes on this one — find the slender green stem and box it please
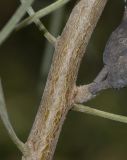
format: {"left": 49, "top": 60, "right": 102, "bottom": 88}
{"left": 20, "top": 0, "right": 56, "bottom": 45}
{"left": 73, "top": 104, "right": 127, "bottom": 124}
{"left": 37, "top": 22, "right": 56, "bottom": 45}
{"left": 0, "top": 0, "right": 34, "bottom": 46}
{"left": 0, "top": 80, "right": 28, "bottom": 156}
{"left": 16, "top": 0, "right": 70, "bottom": 30}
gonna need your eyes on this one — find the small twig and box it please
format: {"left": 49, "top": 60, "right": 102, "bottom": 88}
{"left": 20, "top": 0, "right": 56, "bottom": 45}
{"left": 75, "top": 81, "right": 111, "bottom": 104}
{"left": 16, "top": 0, "right": 70, "bottom": 30}
{"left": 39, "top": 6, "right": 65, "bottom": 89}
{"left": 0, "top": 0, "right": 34, "bottom": 46}
{"left": 0, "top": 80, "right": 29, "bottom": 156}
{"left": 73, "top": 104, "right": 127, "bottom": 124}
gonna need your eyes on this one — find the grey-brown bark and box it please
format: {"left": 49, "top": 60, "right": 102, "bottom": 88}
{"left": 22, "top": 0, "right": 108, "bottom": 159}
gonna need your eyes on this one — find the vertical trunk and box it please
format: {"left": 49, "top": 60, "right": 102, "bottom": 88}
{"left": 22, "top": 0, "right": 107, "bottom": 159}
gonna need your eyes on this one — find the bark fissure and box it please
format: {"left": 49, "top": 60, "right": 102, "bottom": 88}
{"left": 22, "top": 0, "right": 108, "bottom": 160}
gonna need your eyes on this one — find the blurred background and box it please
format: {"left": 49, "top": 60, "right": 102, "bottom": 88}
{"left": 0, "top": 0, "right": 127, "bottom": 159}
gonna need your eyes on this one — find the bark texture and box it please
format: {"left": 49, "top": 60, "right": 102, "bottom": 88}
{"left": 22, "top": 0, "right": 108, "bottom": 159}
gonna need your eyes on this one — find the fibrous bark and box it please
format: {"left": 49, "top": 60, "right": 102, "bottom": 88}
{"left": 22, "top": 0, "right": 108, "bottom": 159}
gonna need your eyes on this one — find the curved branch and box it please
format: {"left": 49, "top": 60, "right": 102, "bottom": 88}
{"left": 0, "top": 80, "right": 29, "bottom": 156}
{"left": 0, "top": 0, "right": 34, "bottom": 46}
{"left": 22, "top": 0, "right": 108, "bottom": 159}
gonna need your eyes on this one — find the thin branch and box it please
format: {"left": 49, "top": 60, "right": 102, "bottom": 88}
{"left": 0, "top": 0, "right": 34, "bottom": 46}
{"left": 16, "top": 0, "right": 70, "bottom": 30}
{"left": 39, "top": 6, "right": 65, "bottom": 89}
{"left": 73, "top": 104, "right": 127, "bottom": 124}
{"left": 20, "top": 0, "right": 56, "bottom": 45}
{"left": 74, "top": 84, "right": 95, "bottom": 103}
{"left": 0, "top": 80, "right": 29, "bottom": 156}
{"left": 74, "top": 81, "right": 111, "bottom": 104}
